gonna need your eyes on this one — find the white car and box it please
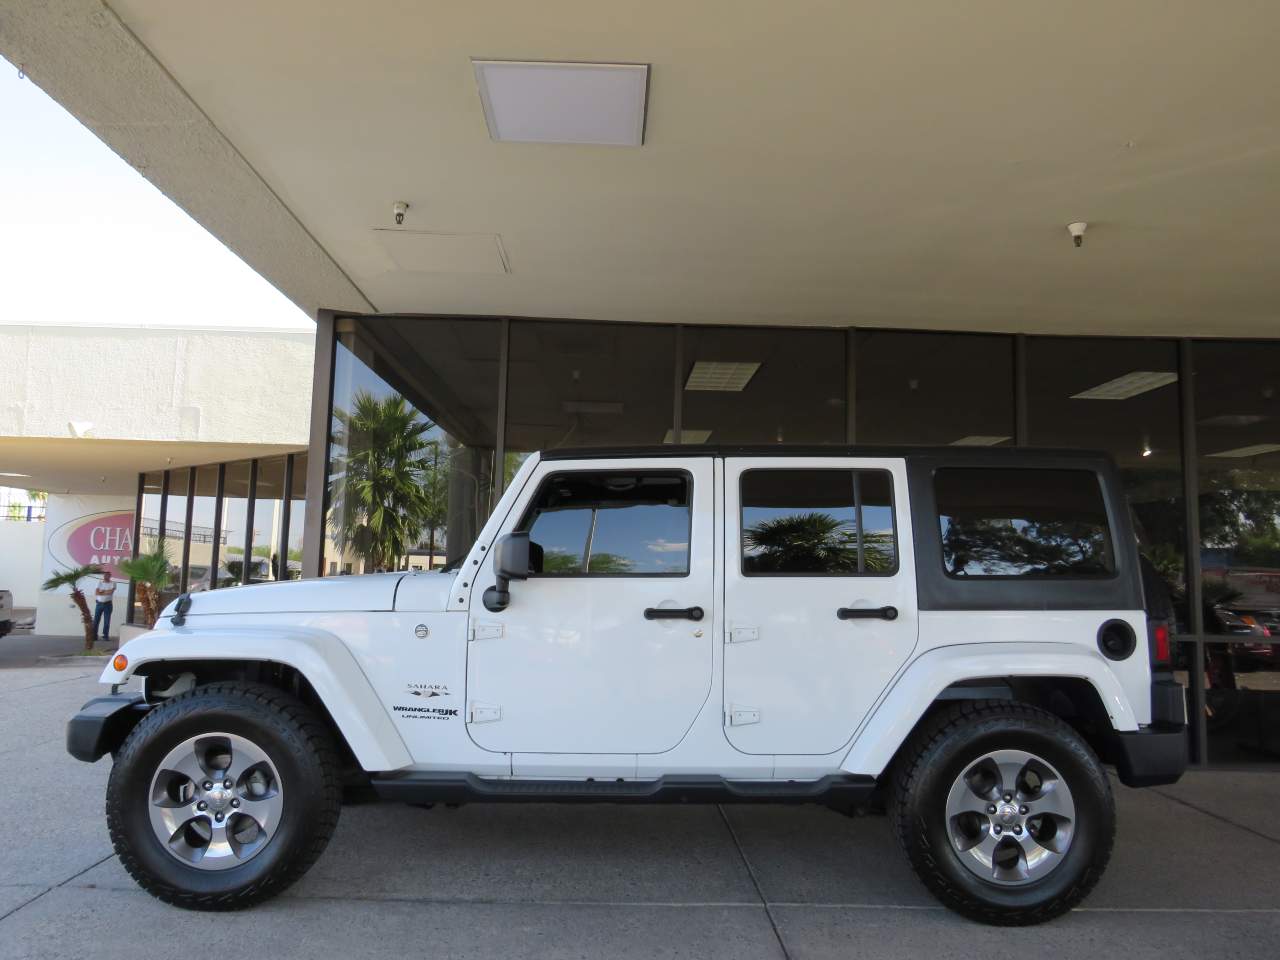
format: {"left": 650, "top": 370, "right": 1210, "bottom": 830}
{"left": 67, "top": 447, "right": 1187, "bottom": 924}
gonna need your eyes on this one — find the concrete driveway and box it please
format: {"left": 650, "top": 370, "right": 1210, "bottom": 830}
{"left": 2, "top": 666, "right": 1278, "bottom": 960}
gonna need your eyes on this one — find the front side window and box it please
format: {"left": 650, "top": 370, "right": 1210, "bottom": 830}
{"left": 519, "top": 471, "right": 691, "bottom": 576}
{"left": 741, "top": 469, "right": 897, "bottom": 575}
{"left": 935, "top": 467, "right": 1115, "bottom": 578}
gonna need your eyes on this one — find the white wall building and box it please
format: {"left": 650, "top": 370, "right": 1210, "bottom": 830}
{"left": 0, "top": 321, "right": 312, "bottom": 636}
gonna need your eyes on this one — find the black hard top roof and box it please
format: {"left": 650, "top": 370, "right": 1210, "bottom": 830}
{"left": 540, "top": 444, "right": 1112, "bottom": 462}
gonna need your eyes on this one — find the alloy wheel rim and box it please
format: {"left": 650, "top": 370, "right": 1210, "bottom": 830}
{"left": 147, "top": 732, "right": 284, "bottom": 871}
{"left": 943, "top": 748, "right": 1076, "bottom": 886}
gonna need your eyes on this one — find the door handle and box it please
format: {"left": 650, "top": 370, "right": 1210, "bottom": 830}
{"left": 837, "top": 605, "right": 899, "bottom": 621}
{"left": 644, "top": 606, "right": 705, "bottom": 621}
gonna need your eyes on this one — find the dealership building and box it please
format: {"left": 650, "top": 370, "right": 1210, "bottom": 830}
{"left": 4, "top": 3, "right": 1280, "bottom": 767}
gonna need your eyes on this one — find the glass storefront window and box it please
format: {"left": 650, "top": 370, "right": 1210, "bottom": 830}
{"left": 186, "top": 465, "right": 221, "bottom": 592}
{"left": 252, "top": 457, "right": 287, "bottom": 583}
{"left": 1202, "top": 642, "right": 1280, "bottom": 763}
{"left": 327, "top": 316, "right": 501, "bottom": 572}
{"left": 219, "top": 461, "right": 252, "bottom": 587}
{"left": 855, "top": 331, "right": 1014, "bottom": 446}
{"left": 506, "top": 320, "right": 675, "bottom": 451}
{"left": 282, "top": 454, "right": 306, "bottom": 580}
{"left": 1027, "top": 337, "right": 1186, "bottom": 615}
{"left": 132, "top": 471, "right": 163, "bottom": 623}
{"left": 157, "top": 469, "right": 190, "bottom": 613}
{"left": 682, "top": 326, "right": 845, "bottom": 444}
{"left": 1195, "top": 341, "right": 1280, "bottom": 630}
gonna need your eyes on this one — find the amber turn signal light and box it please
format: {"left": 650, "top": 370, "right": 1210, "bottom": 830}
{"left": 112, "top": 654, "right": 128, "bottom": 672}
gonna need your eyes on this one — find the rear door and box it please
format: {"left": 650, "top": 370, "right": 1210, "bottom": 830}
{"left": 722, "top": 457, "right": 918, "bottom": 754}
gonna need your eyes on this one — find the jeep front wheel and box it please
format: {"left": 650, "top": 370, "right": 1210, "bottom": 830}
{"left": 891, "top": 701, "right": 1115, "bottom": 925}
{"left": 107, "top": 682, "right": 341, "bottom": 909}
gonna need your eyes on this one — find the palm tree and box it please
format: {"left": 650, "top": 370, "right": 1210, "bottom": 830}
{"left": 743, "top": 512, "right": 895, "bottom": 574}
{"left": 41, "top": 564, "right": 104, "bottom": 650}
{"left": 328, "top": 390, "right": 437, "bottom": 572}
{"left": 118, "top": 546, "right": 173, "bottom": 629}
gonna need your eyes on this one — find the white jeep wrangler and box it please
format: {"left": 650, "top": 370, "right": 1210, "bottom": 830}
{"left": 68, "top": 447, "right": 1187, "bottom": 924}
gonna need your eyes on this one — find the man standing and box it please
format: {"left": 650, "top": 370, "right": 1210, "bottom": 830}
{"left": 93, "top": 571, "right": 116, "bottom": 644}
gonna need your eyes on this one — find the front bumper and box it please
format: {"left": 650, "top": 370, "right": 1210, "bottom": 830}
{"left": 66, "top": 692, "right": 150, "bottom": 763}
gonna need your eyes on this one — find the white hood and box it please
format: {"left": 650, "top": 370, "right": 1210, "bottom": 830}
{"left": 164, "top": 573, "right": 407, "bottom": 618}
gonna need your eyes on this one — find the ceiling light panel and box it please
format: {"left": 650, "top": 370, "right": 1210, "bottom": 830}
{"left": 473, "top": 60, "right": 649, "bottom": 146}
{"left": 950, "top": 436, "right": 1012, "bottom": 446}
{"left": 1207, "top": 443, "right": 1280, "bottom": 458}
{"left": 1070, "top": 371, "right": 1178, "bottom": 400}
{"left": 685, "top": 361, "right": 761, "bottom": 392}
{"left": 663, "top": 429, "right": 713, "bottom": 444}
{"left": 1198, "top": 414, "right": 1268, "bottom": 427}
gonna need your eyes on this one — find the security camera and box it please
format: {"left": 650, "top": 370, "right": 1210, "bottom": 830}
{"left": 393, "top": 201, "right": 409, "bottom": 226}
{"left": 1067, "top": 221, "right": 1087, "bottom": 248}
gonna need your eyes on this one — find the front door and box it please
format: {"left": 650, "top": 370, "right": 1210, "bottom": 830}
{"left": 722, "top": 457, "right": 918, "bottom": 755}
{"left": 466, "top": 458, "right": 715, "bottom": 755}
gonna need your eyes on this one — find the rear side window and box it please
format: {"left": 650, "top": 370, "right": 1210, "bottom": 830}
{"left": 518, "top": 471, "right": 691, "bottom": 576}
{"left": 741, "top": 469, "right": 897, "bottom": 575}
{"left": 935, "top": 468, "right": 1114, "bottom": 578}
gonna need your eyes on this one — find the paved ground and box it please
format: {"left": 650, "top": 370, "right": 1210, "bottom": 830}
{"left": 0, "top": 634, "right": 114, "bottom": 669}
{"left": 2, "top": 667, "right": 1278, "bottom": 960}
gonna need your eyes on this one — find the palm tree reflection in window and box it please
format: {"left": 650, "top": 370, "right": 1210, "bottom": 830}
{"left": 328, "top": 390, "right": 444, "bottom": 573}
{"left": 743, "top": 512, "right": 894, "bottom": 574}
{"left": 940, "top": 517, "right": 1110, "bottom": 577}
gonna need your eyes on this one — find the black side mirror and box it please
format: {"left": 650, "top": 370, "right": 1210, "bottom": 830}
{"left": 482, "top": 532, "right": 539, "bottom": 612}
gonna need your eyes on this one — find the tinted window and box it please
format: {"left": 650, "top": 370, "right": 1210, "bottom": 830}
{"left": 519, "top": 472, "right": 691, "bottom": 575}
{"left": 741, "top": 470, "right": 897, "bottom": 575}
{"left": 935, "top": 468, "right": 1114, "bottom": 578}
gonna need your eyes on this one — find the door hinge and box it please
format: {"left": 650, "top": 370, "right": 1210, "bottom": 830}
{"left": 470, "top": 622, "right": 504, "bottom": 642}
{"left": 728, "top": 626, "right": 759, "bottom": 644}
{"left": 728, "top": 704, "right": 761, "bottom": 726}
{"left": 469, "top": 702, "right": 502, "bottom": 723}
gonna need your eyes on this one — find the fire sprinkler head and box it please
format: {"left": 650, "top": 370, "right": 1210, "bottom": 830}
{"left": 1067, "top": 221, "right": 1088, "bottom": 248}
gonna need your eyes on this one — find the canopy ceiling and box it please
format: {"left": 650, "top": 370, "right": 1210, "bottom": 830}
{"left": 4, "top": 1, "right": 1280, "bottom": 336}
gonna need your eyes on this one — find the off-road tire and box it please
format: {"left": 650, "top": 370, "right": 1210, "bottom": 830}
{"left": 890, "top": 700, "right": 1115, "bottom": 925}
{"left": 107, "top": 682, "right": 341, "bottom": 910}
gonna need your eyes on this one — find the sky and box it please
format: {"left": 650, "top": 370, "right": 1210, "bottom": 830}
{"left": 0, "top": 62, "right": 312, "bottom": 331}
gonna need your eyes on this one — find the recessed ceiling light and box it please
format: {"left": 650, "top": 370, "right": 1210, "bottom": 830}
{"left": 562, "top": 400, "right": 623, "bottom": 415}
{"left": 950, "top": 436, "right": 1012, "bottom": 446}
{"left": 473, "top": 60, "right": 649, "bottom": 146}
{"left": 1071, "top": 371, "right": 1178, "bottom": 400}
{"left": 685, "top": 361, "right": 761, "bottom": 392}
{"left": 663, "top": 429, "right": 713, "bottom": 444}
{"left": 1199, "top": 414, "right": 1268, "bottom": 428}
{"left": 1207, "top": 443, "right": 1280, "bottom": 458}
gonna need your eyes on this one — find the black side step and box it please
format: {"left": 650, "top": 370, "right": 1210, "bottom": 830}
{"left": 369, "top": 772, "right": 876, "bottom": 807}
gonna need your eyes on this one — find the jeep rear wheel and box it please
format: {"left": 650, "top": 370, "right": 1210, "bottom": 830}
{"left": 891, "top": 700, "right": 1115, "bottom": 925}
{"left": 107, "top": 682, "right": 341, "bottom": 909}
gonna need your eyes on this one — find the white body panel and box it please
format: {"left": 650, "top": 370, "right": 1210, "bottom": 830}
{"left": 721, "top": 456, "right": 919, "bottom": 755}
{"left": 464, "top": 457, "right": 716, "bottom": 755}
{"left": 104, "top": 621, "right": 414, "bottom": 772}
{"left": 103, "top": 450, "right": 1156, "bottom": 785}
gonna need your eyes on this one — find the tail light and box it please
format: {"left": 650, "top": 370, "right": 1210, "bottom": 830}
{"left": 1150, "top": 621, "right": 1171, "bottom": 668}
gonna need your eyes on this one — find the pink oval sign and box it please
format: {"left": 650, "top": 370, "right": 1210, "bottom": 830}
{"left": 65, "top": 512, "right": 135, "bottom": 577}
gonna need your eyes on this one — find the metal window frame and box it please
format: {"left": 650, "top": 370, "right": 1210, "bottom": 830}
{"left": 301, "top": 309, "right": 338, "bottom": 579}
{"left": 242, "top": 458, "right": 258, "bottom": 586}
{"left": 209, "top": 463, "right": 226, "bottom": 590}
{"left": 126, "top": 472, "right": 144, "bottom": 624}
{"left": 178, "top": 467, "right": 195, "bottom": 593}
{"left": 278, "top": 453, "right": 295, "bottom": 581}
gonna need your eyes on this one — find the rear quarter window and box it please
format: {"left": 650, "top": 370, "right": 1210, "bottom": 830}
{"left": 934, "top": 467, "right": 1115, "bottom": 578}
